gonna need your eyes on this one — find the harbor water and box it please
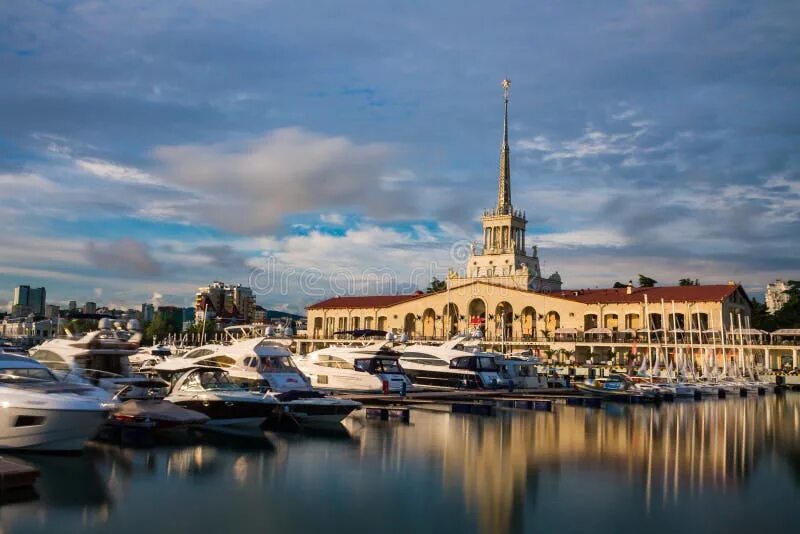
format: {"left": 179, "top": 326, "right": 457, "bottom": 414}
{"left": 2, "top": 395, "right": 799, "bottom": 533}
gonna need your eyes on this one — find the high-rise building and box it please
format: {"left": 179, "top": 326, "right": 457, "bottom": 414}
{"left": 28, "top": 287, "right": 46, "bottom": 316}
{"left": 68, "top": 301, "right": 77, "bottom": 312}
{"left": 13, "top": 285, "right": 29, "bottom": 308}
{"left": 45, "top": 304, "right": 60, "bottom": 319}
{"left": 141, "top": 303, "right": 155, "bottom": 323}
{"left": 194, "top": 281, "right": 256, "bottom": 323}
{"left": 11, "top": 285, "right": 45, "bottom": 316}
{"left": 84, "top": 301, "right": 97, "bottom": 314}
{"left": 766, "top": 280, "right": 792, "bottom": 314}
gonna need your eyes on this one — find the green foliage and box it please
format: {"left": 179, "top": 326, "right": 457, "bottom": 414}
{"left": 184, "top": 320, "right": 217, "bottom": 341}
{"left": 143, "top": 315, "right": 175, "bottom": 345}
{"left": 638, "top": 275, "right": 657, "bottom": 287}
{"left": 613, "top": 281, "right": 627, "bottom": 288}
{"left": 679, "top": 278, "right": 699, "bottom": 286}
{"left": 752, "top": 281, "right": 800, "bottom": 330}
{"left": 426, "top": 277, "right": 447, "bottom": 293}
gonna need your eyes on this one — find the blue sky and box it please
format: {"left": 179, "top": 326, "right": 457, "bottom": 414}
{"left": 1, "top": 0, "right": 798, "bottom": 312}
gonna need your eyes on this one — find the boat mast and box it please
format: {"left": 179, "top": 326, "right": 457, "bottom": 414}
{"left": 645, "top": 294, "right": 653, "bottom": 382}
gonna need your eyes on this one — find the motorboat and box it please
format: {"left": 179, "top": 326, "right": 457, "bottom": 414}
{"left": 575, "top": 373, "right": 655, "bottom": 399}
{"left": 110, "top": 399, "right": 210, "bottom": 430}
{"left": 0, "top": 353, "right": 116, "bottom": 451}
{"left": 494, "top": 357, "right": 551, "bottom": 389}
{"left": 27, "top": 319, "right": 158, "bottom": 399}
{"left": 129, "top": 344, "right": 173, "bottom": 371}
{"left": 152, "top": 336, "right": 361, "bottom": 428}
{"left": 164, "top": 367, "right": 279, "bottom": 428}
{"left": 297, "top": 342, "right": 413, "bottom": 393}
{"left": 399, "top": 335, "right": 506, "bottom": 389}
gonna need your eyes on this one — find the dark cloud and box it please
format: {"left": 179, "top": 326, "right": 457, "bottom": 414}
{"left": 191, "top": 245, "right": 248, "bottom": 271}
{"left": 86, "top": 238, "right": 162, "bottom": 277}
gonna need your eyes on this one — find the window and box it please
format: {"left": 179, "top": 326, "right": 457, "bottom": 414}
{"left": 0, "top": 367, "right": 57, "bottom": 383}
{"left": 15, "top": 415, "right": 45, "bottom": 427}
{"left": 30, "top": 350, "right": 70, "bottom": 372}
{"left": 183, "top": 348, "right": 215, "bottom": 360}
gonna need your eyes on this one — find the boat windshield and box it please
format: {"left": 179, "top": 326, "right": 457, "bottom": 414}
{"left": 258, "top": 356, "right": 297, "bottom": 373}
{"left": 354, "top": 358, "right": 403, "bottom": 374}
{"left": 181, "top": 370, "right": 242, "bottom": 392}
{"left": 0, "top": 367, "right": 58, "bottom": 384}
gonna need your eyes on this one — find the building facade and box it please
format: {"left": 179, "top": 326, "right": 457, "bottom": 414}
{"left": 194, "top": 281, "right": 256, "bottom": 323}
{"left": 765, "top": 280, "right": 791, "bottom": 314}
{"left": 306, "top": 80, "right": 753, "bottom": 344}
{"left": 11, "top": 285, "right": 46, "bottom": 317}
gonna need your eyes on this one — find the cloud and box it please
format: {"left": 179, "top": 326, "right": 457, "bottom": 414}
{"left": 191, "top": 244, "right": 249, "bottom": 271}
{"left": 153, "top": 128, "right": 416, "bottom": 234}
{"left": 86, "top": 238, "right": 162, "bottom": 277}
{"left": 75, "top": 158, "right": 160, "bottom": 185}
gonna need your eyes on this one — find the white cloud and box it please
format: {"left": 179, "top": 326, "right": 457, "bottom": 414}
{"left": 153, "top": 128, "right": 418, "bottom": 234}
{"left": 531, "top": 229, "right": 628, "bottom": 249}
{"left": 75, "top": 158, "right": 160, "bottom": 185}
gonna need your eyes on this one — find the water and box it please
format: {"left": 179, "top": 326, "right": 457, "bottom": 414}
{"left": 2, "top": 395, "right": 800, "bottom": 533}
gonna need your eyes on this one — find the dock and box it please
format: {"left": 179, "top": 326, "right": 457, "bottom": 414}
{"left": 0, "top": 457, "right": 39, "bottom": 492}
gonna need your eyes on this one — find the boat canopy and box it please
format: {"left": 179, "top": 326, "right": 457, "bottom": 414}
{"left": 584, "top": 328, "right": 612, "bottom": 335}
{"left": 554, "top": 327, "right": 579, "bottom": 335}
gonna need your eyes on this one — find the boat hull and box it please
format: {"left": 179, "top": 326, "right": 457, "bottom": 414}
{"left": 0, "top": 407, "right": 108, "bottom": 451}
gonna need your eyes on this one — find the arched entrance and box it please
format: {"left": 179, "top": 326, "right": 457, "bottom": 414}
{"left": 546, "top": 311, "right": 560, "bottom": 333}
{"left": 625, "top": 313, "right": 640, "bottom": 330}
{"left": 604, "top": 314, "right": 619, "bottom": 330}
{"left": 583, "top": 314, "right": 598, "bottom": 330}
{"left": 521, "top": 306, "right": 536, "bottom": 339}
{"left": 495, "top": 302, "right": 513, "bottom": 340}
{"left": 443, "top": 303, "right": 459, "bottom": 337}
{"left": 422, "top": 308, "right": 436, "bottom": 338}
{"left": 468, "top": 298, "right": 486, "bottom": 334}
{"left": 404, "top": 313, "right": 416, "bottom": 337}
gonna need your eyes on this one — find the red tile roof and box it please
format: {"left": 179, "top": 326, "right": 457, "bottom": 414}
{"left": 552, "top": 284, "right": 743, "bottom": 305}
{"left": 306, "top": 293, "right": 426, "bottom": 310}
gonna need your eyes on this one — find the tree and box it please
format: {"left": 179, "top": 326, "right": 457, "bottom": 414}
{"left": 184, "top": 320, "right": 217, "bottom": 342}
{"left": 679, "top": 278, "right": 699, "bottom": 286}
{"left": 638, "top": 275, "right": 657, "bottom": 287}
{"left": 613, "top": 281, "right": 627, "bottom": 288}
{"left": 143, "top": 315, "right": 175, "bottom": 345}
{"left": 426, "top": 277, "right": 447, "bottom": 293}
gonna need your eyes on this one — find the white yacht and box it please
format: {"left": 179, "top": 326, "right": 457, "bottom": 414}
{"left": 0, "top": 353, "right": 115, "bottom": 451}
{"left": 297, "top": 342, "right": 413, "bottom": 393}
{"left": 164, "top": 367, "right": 279, "bottom": 428}
{"left": 28, "top": 319, "right": 167, "bottom": 399}
{"left": 129, "top": 344, "right": 173, "bottom": 371}
{"left": 152, "top": 337, "right": 361, "bottom": 428}
{"left": 399, "top": 335, "right": 506, "bottom": 389}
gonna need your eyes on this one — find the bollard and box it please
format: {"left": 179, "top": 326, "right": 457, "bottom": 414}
{"left": 718, "top": 388, "right": 726, "bottom": 398}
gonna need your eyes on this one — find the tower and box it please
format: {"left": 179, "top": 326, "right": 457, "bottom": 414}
{"left": 448, "top": 79, "right": 562, "bottom": 292}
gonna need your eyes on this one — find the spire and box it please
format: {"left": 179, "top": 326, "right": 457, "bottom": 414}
{"left": 497, "top": 79, "right": 512, "bottom": 215}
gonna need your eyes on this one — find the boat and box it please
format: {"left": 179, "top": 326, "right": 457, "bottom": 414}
{"left": 0, "top": 353, "right": 116, "bottom": 451}
{"left": 297, "top": 342, "right": 413, "bottom": 393}
{"left": 399, "top": 335, "right": 506, "bottom": 389}
{"left": 494, "top": 357, "right": 551, "bottom": 389}
{"left": 575, "top": 373, "right": 654, "bottom": 399}
{"left": 129, "top": 344, "right": 173, "bottom": 371}
{"left": 164, "top": 367, "right": 279, "bottom": 428}
{"left": 152, "top": 335, "right": 361, "bottom": 428}
{"left": 110, "top": 399, "right": 210, "bottom": 430}
{"left": 27, "top": 319, "right": 159, "bottom": 399}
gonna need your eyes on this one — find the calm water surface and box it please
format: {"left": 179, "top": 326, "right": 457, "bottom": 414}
{"left": 2, "top": 395, "right": 800, "bottom": 533}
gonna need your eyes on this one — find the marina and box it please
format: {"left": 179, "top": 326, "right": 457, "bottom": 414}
{"left": 0, "top": 395, "right": 798, "bottom": 533}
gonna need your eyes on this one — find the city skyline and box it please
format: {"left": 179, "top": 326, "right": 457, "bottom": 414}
{"left": 1, "top": 1, "right": 798, "bottom": 313}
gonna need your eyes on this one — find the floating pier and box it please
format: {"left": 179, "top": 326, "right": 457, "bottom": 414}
{"left": 0, "top": 457, "right": 39, "bottom": 492}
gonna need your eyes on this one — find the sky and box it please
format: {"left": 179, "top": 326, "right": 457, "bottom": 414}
{"left": 1, "top": 0, "right": 798, "bottom": 313}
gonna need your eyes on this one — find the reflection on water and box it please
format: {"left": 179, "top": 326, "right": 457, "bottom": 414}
{"left": 2, "top": 396, "right": 800, "bottom": 533}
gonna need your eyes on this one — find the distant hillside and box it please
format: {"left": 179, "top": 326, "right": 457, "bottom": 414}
{"left": 264, "top": 309, "right": 306, "bottom": 321}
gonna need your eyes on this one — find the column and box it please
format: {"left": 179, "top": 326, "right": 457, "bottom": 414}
{"left": 793, "top": 349, "right": 798, "bottom": 370}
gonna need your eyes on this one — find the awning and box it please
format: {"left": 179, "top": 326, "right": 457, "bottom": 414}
{"left": 554, "top": 327, "right": 579, "bottom": 335}
{"left": 584, "top": 327, "right": 613, "bottom": 335}
{"left": 771, "top": 329, "right": 800, "bottom": 336}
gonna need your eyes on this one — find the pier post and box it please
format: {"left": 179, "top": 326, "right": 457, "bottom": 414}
{"left": 793, "top": 349, "right": 798, "bottom": 371}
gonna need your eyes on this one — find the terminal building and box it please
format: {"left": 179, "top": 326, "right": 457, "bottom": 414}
{"left": 305, "top": 81, "right": 753, "bottom": 346}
